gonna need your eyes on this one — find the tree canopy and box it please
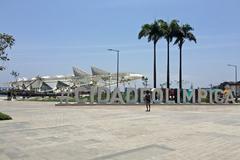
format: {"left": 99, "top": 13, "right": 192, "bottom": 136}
{"left": 138, "top": 20, "right": 164, "bottom": 44}
{"left": 174, "top": 24, "right": 197, "bottom": 48}
{"left": 0, "top": 33, "right": 15, "bottom": 70}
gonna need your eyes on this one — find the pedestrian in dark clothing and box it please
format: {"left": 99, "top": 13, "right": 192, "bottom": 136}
{"left": 7, "top": 91, "right": 12, "bottom": 101}
{"left": 144, "top": 90, "right": 151, "bottom": 112}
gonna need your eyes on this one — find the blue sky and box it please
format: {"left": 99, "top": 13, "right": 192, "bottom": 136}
{"left": 1, "top": 0, "right": 240, "bottom": 88}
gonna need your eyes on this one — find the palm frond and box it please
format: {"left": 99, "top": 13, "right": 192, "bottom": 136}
{"left": 187, "top": 32, "right": 197, "bottom": 43}
{"left": 173, "top": 23, "right": 196, "bottom": 46}
{"left": 182, "top": 24, "right": 194, "bottom": 33}
{"left": 138, "top": 20, "right": 164, "bottom": 43}
{"left": 174, "top": 38, "right": 180, "bottom": 45}
{"left": 138, "top": 24, "right": 151, "bottom": 39}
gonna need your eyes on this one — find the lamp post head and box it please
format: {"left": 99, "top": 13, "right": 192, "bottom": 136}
{"left": 228, "top": 64, "right": 237, "bottom": 67}
{"left": 107, "top": 49, "right": 119, "bottom": 53}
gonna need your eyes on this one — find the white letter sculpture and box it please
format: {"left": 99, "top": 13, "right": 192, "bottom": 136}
{"left": 183, "top": 89, "right": 196, "bottom": 103}
{"left": 97, "top": 87, "right": 110, "bottom": 104}
{"left": 110, "top": 88, "right": 125, "bottom": 104}
{"left": 126, "top": 88, "right": 138, "bottom": 104}
{"left": 151, "top": 88, "right": 163, "bottom": 104}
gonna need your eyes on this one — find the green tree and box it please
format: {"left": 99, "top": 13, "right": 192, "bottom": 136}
{"left": 138, "top": 20, "right": 164, "bottom": 88}
{"left": 174, "top": 24, "right": 197, "bottom": 89}
{"left": 0, "top": 33, "right": 15, "bottom": 70}
{"left": 159, "top": 19, "right": 179, "bottom": 88}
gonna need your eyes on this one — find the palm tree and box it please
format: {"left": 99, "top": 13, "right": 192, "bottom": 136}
{"left": 138, "top": 20, "right": 164, "bottom": 88}
{"left": 159, "top": 20, "right": 179, "bottom": 88}
{"left": 174, "top": 24, "right": 197, "bottom": 90}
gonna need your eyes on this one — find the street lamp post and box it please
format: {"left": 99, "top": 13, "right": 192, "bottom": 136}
{"left": 227, "top": 64, "right": 238, "bottom": 101}
{"left": 108, "top": 49, "right": 120, "bottom": 88}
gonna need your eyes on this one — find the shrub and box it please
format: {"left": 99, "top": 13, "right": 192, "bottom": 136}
{"left": 0, "top": 112, "right": 12, "bottom": 120}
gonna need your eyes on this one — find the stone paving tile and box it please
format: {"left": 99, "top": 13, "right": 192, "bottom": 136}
{"left": 91, "top": 145, "right": 175, "bottom": 160}
{"left": 1, "top": 101, "right": 240, "bottom": 159}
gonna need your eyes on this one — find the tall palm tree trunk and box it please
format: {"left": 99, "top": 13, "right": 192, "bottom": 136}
{"left": 167, "top": 40, "right": 170, "bottom": 89}
{"left": 153, "top": 41, "right": 157, "bottom": 88}
{"left": 179, "top": 45, "right": 182, "bottom": 90}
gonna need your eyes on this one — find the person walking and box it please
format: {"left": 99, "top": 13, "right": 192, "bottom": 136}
{"left": 144, "top": 90, "right": 151, "bottom": 112}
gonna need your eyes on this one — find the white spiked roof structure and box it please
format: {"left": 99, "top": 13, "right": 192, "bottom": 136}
{"left": 56, "top": 81, "right": 69, "bottom": 89}
{"left": 72, "top": 67, "right": 89, "bottom": 78}
{"left": 91, "top": 66, "right": 109, "bottom": 76}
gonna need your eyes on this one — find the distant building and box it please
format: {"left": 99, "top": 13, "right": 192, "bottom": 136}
{"left": 218, "top": 81, "right": 240, "bottom": 97}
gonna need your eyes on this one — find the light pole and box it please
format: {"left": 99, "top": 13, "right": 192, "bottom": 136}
{"left": 227, "top": 64, "right": 238, "bottom": 100}
{"left": 108, "top": 49, "right": 120, "bottom": 88}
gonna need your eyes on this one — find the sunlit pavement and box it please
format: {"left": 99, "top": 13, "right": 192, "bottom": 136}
{"left": 1, "top": 100, "right": 240, "bottom": 160}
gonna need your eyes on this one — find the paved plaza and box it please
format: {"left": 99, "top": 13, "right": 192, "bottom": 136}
{"left": 1, "top": 101, "right": 240, "bottom": 160}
